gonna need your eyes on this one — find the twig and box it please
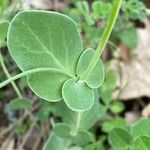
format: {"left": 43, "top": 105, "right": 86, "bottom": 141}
{"left": 1, "top": 132, "right": 14, "bottom": 150}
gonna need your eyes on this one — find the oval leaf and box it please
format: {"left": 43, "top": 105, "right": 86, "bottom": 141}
{"left": 131, "top": 136, "right": 150, "bottom": 150}
{"left": 72, "top": 130, "right": 94, "bottom": 146}
{"left": 8, "top": 10, "right": 83, "bottom": 101}
{"left": 52, "top": 97, "right": 100, "bottom": 130}
{"left": 8, "top": 98, "right": 32, "bottom": 110}
{"left": 28, "top": 71, "right": 69, "bottom": 101}
{"left": 109, "top": 128, "right": 131, "bottom": 149}
{"left": 62, "top": 78, "right": 94, "bottom": 111}
{"left": 77, "top": 49, "right": 105, "bottom": 88}
{"left": 53, "top": 123, "right": 71, "bottom": 138}
{"left": 43, "top": 133, "right": 66, "bottom": 150}
{"left": 131, "top": 118, "right": 150, "bottom": 139}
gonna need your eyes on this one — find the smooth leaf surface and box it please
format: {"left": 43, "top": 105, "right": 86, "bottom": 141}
{"left": 102, "top": 117, "right": 126, "bottom": 133}
{"left": 8, "top": 10, "right": 83, "bottom": 101}
{"left": 118, "top": 27, "right": 137, "bottom": 49}
{"left": 68, "top": 147, "right": 82, "bottom": 150}
{"left": 51, "top": 96, "right": 100, "bottom": 130}
{"left": 43, "top": 133, "right": 66, "bottom": 150}
{"left": 53, "top": 123, "right": 71, "bottom": 138}
{"left": 131, "top": 136, "right": 150, "bottom": 150}
{"left": 109, "top": 101, "right": 124, "bottom": 113}
{"left": 77, "top": 49, "right": 105, "bottom": 88}
{"left": 72, "top": 130, "right": 94, "bottom": 145}
{"left": 131, "top": 118, "right": 150, "bottom": 139}
{"left": 8, "top": 98, "right": 32, "bottom": 110}
{"left": 0, "top": 20, "right": 9, "bottom": 47}
{"left": 92, "top": 1, "right": 112, "bottom": 20}
{"left": 28, "top": 71, "right": 69, "bottom": 101}
{"left": 62, "top": 78, "right": 94, "bottom": 111}
{"left": 109, "top": 128, "right": 131, "bottom": 149}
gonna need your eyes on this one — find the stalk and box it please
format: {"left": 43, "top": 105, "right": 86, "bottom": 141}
{"left": 0, "top": 68, "right": 73, "bottom": 88}
{"left": 0, "top": 51, "right": 22, "bottom": 98}
{"left": 80, "top": 0, "right": 123, "bottom": 80}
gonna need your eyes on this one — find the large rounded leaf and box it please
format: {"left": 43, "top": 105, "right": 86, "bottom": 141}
{"left": 77, "top": 49, "right": 105, "bottom": 88}
{"left": 28, "top": 71, "right": 69, "bottom": 101}
{"left": 131, "top": 136, "right": 150, "bottom": 150}
{"left": 109, "top": 128, "right": 131, "bottom": 149}
{"left": 8, "top": 10, "right": 83, "bottom": 101}
{"left": 62, "top": 78, "right": 94, "bottom": 111}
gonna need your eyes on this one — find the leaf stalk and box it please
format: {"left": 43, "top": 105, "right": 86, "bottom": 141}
{"left": 80, "top": 0, "right": 122, "bottom": 80}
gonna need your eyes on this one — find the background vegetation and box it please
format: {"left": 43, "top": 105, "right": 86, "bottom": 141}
{"left": 0, "top": 0, "right": 150, "bottom": 150}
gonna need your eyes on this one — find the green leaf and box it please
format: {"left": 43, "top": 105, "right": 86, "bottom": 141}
{"left": 62, "top": 78, "right": 94, "bottom": 111}
{"left": 102, "top": 117, "right": 126, "bottom": 133}
{"left": 109, "top": 101, "right": 124, "bottom": 113}
{"left": 122, "top": 0, "right": 146, "bottom": 21}
{"left": 76, "top": 1, "right": 89, "bottom": 14}
{"left": 37, "top": 103, "right": 51, "bottom": 122}
{"left": 99, "top": 103, "right": 107, "bottom": 117}
{"left": 131, "top": 118, "right": 150, "bottom": 139}
{"left": 111, "top": 148, "right": 128, "bottom": 150}
{"left": 8, "top": 10, "right": 83, "bottom": 102}
{"left": 109, "top": 128, "right": 131, "bottom": 149}
{"left": 15, "top": 123, "right": 28, "bottom": 135}
{"left": 51, "top": 96, "right": 99, "bottom": 130}
{"left": 84, "top": 144, "right": 95, "bottom": 150}
{"left": 28, "top": 71, "right": 69, "bottom": 102}
{"left": 101, "top": 68, "right": 117, "bottom": 92}
{"left": 72, "top": 130, "right": 94, "bottom": 145}
{"left": 43, "top": 133, "right": 67, "bottom": 150}
{"left": 0, "top": 20, "right": 9, "bottom": 47}
{"left": 8, "top": 98, "right": 32, "bottom": 110}
{"left": 77, "top": 49, "right": 105, "bottom": 89}
{"left": 131, "top": 136, "right": 150, "bottom": 150}
{"left": 53, "top": 123, "right": 72, "bottom": 138}
{"left": 118, "top": 27, "right": 137, "bottom": 49}
{"left": 92, "top": 1, "right": 112, "bottom": 20}
{"left": 68, "top": 147, "right": 82, "bottom": 150}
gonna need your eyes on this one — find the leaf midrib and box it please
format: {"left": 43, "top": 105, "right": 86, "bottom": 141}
{"left": 22, "top": 21, "right": 73, "bottom": 76}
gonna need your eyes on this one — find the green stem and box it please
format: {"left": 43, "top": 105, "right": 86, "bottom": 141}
{"left": 0, "top": 52, "right": 22, "bottom": 98}
{"left": 80, "top": 0, "right": 122, "bottom": 80}
{"left": 71, "top": 112, "right": 81, "bottom": 136}
{"left": 0, "top": 68, "right": 74, "bottom": 88}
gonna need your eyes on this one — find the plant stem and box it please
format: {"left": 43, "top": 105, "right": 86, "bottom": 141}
{"left": 80, "top": 0, "right": 122, "bottom": 80}
{"left": 0, "top": 68, "right": 74, "bottom": 88}
{"left": 0, "top": 52, "right": 22, "bottom": 98}
{"left": 71, "top": 112, "right": 81, "bottom": 136}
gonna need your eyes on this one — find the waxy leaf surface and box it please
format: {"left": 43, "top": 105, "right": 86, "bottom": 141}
{"left": 131, "top": 136, "right": 150, "bottom": 150}
{"left": 77, "top": 49, "right": 104, "bottom": 88}
{"left": 8, "top": 10, "right": 83, "bottom": 101}
{"left": 109, "top": 128, "right": 131, "bottom": 149}
{"left": 62, "top": 78, "right": 94, "bottom": 111}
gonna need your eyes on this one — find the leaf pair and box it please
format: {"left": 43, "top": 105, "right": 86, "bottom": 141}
{"left": 8, "top": 10, "right": 104, "bottom": 111}
{"left": 109, "top": 118, "right": 150, "bottom": 150}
